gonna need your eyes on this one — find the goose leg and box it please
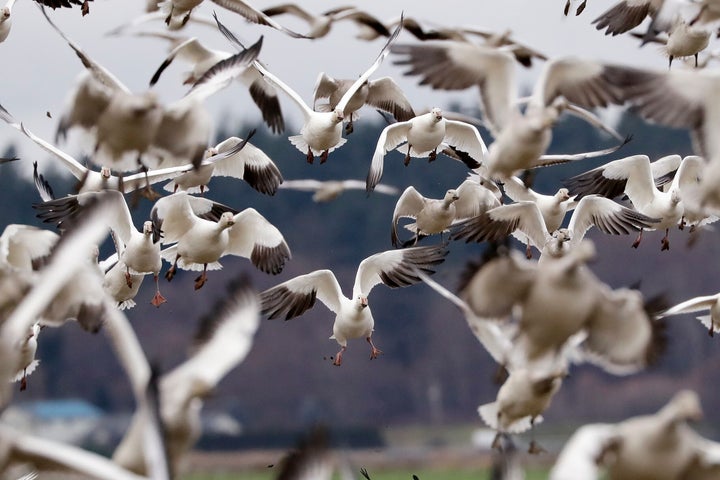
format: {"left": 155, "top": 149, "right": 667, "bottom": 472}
{"left": 151, "top": 274, "right": 167, "bottom": 307}
{"left": 661, "top": 228, "right": 670, "bottom": 251}
{"left": 165, "top": 255, "right": 179, "bottom": 282}
{"left": 527, "top": 417, "right": 546, "bottom": 454}
{"left": 333, "top": 346, "right": 346, "bottom": 366}
{"left": 320, "top": 150, "right": 329, "bottom": 164}
{"left": 345, "top": 120, "right": 354, "bottom": 135}
{"left": 194, "top": 264, "right": 208, "bottom": 290}
{"left": 125, "top": 265, "right": 133, "bottom": 288}
{"left": 367, "top": 336, "right": 382, "bottom": 360}
{"left": 404, "top": 145, "right": 412, "bottom": 166}
{"left": 306, "top": 148, "right": 314, "bottom": 164}
{"left": 632, "top": 228, "right": 643, "bottom": 248}
{"left": 20, "top": 370, "right": 27, "bottom": 392}
{"left": 428, "top": 149, "right": 437, "bottom": 162}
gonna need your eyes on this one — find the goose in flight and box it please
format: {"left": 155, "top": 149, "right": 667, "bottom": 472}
{"left": 451, "top": 195, "right": 659, "bottom": 259}
{"left": 34, "top": 190, "right": 167, "bottom": 307}
{"left": 366, "top": 108, "right": 487, "bottom": 192}
{"left": 391, "top": 178, "right": 501, "bottom": 247}
{"left": 279, "top": 178, "right": 399, "bottom": 202}
{"left": 564, "top": 154, "right": 701, "bottom": 250}
{"left": 550, "top": 390, "right": 720, "bottom": 480}
{"left": 146, "top": 32, "right": 285, "bottom": 133}
{"left": 152, "top": 191, "right": 290, "bottom": 289}
{"left": 660, "top": 291, "right": 720, "bottom": 336}
{"left": 261, "top": 4, "right": 391, "bottom": 39}
{"left": 215, "top": 13, "right": 404, "bottom": 164}
{"left": 392, "top": 45, "right": 633, "bottom": 180}
{"left": 260, "top": 244, "right": 448, "bottom": 366}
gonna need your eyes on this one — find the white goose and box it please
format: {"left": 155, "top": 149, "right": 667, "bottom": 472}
{"left": 661, "top": 291, "right": 720, "bottom": 336}
{"left": 216, "top": 14, "right": 403, "bottom": 164}
{"left": 152, "top": 191, "right": 291, "bottom": 290}
{"left": 550, "top": 390, "right": 720, "bottom": 480}
{"left": 260, "top": 244, "right": 448, "bottom": 366}
{"left": 564, "top": 154, "right": 695, "bottom": 250}
{"left": 391, "top": 45, "right": 632, "bottom": 180}
{"left": 0, "top": 0, "right": 16, "bottom": 43}
{"left": 34, "top": 190, "right": 167, "bottom": 307}
{"left": 146, "top": 33, "right": 284, "bottom": 133}
{"left": 163, "top": 133, "right": 284, "bottom": 196}
{"left": 366, "top": 108, "right": 487, "bottom": 192}
{"left": 451, "top": 195, "right": 659, "bottom": 259}
{"left": 278, "top": 178, "right": 399, "bottom": 202}
{"left": 0, "top": 224, "right": 59, "bottom": 272}
{"left": 391, "top": 179, "right": 501, "bottom": 247}
{"left": 10, "top": 322, "right": 41, "bottom": 392}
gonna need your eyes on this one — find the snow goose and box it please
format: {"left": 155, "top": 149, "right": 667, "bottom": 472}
{"left": 146, "top": 33, "right": 284, "bottom": 133}
{"left": 391, "top": 178, "right": 501, "bottom": 247}
{"left": 564, "top": 154, "right": 691, "bottom": 249}
{"left": 278, "top": 178, "right": 399, "bottom": 202}
{"left": 637, "top": 15, "right": 711, "bottom": 68}
{"left": 0, "top": 0, "right": 15, "bottom": 43}
{"left": 9, "top": 322, "right": 41, "bottom": 392}
{"left": 260, "top": 244, "right": 448, "bottom": 366}
{"left": 366, "top": 108, "right": 487, "bottom": 192}
{"left": 454, "top": 240, "right": 667, "bottom": 374}
{"left": 550, "top": 390, "right": 720, "bottom": 480}
{"left": 101, "top": 257, "right": 145, "bottom": 311}
{"left": 112, "top": 276, "right": 260, "bottom": 477}
{"left": 261, "top": 4, "right": 390, "bottom": 39}
{"left": 152, "top": 191, "right": 290, "bottom": 289}
{"left": 312, "top": 72, "right": 415, "bottom": 134}
{"left": 660, "top": 291, "right": 720, "bottom": 336}
{"left": 0, "top": 224, "right": 59, "bottom": 272}
{"left": 414, "top": 269, "right": 566, "bottom": 453}
{"left": 391, "top": 45, "right": 632, "bottom": 180}
{"left": 215, "top": 13, "right": 403, "bottom": 164}
{"left": 451, "top": 195, "right": 659, "bottom": 258}
{"left": 160, "top": 0, "right": 307, "bottom": 36}
{"left": 34, "top": 190, "right": 167, "bottom": 307}
{"left": 163, "top": 132, "right": 284, "bottom": 196}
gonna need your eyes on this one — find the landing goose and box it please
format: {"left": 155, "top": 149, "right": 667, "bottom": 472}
{"left": 366, "top": 108, "right": 487, "bottom": 192}
{"left": 391, "top": 179, "right": 501, "bottom": 247}
{"left": 451, "top": 195, "right": 659, "bottom": 258}
{"left": 392, "top": 45, "right": 633, "bottom": 180}
{"left": 152, "top": 191, "right": 290, "bottom": 289}
{"left": 260, "top": 244, "right": 448, "bottom": 366}
{"left": 147, "top": 33, "right": 284, "bottom": 133}
{"left": 564, "top": 154, "right": 695, "bottom": 249}
{"left": 34, "top": 190, "right": 167, "bottom": 307}
{"left": 635, "top": 15, "right": 711, "bottom": 68}
{"left": 550, "top": 390, "right": 720, "bottom": 480}
{"left": 278, "top": 178, "right": 399, "bottom": 202}
{"left": 215, "top": 13, "right": 403, "bottom": 164}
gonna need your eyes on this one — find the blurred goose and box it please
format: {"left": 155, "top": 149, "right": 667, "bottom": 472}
{"left": 313, "top": 72, "right": 415, "bottom": 134}
{"left": 366, "top": 108, "right": 487, "bottom": 192}
{"left": 158, "top": 0, "right": 305, "bottom": 36}
{"left": 635, "top": 14, "right": 711, "bottom": 68}
{"left": 0, "top": 0, "right": 15, "bottom": 43}
{"left": 113, "top": 277, "right": 260, "bottom": 477}
{"left": 101, "top": 257, "right": 145, "bottom": 310}
{"left": 216, "top": 14, "right": 403, "bottom": 164}
{"left": 163, "top": 132, "right": 284, "bottom": 195}
{"left": 260, "top": 244, "right": 448, "bottom": 366}
{"left": 550, "top": 390, "right": 720, "bottom": 480}
{"left": 279, "top": 178, "right": 399, "bottom": 202}
{"left": 153, "top": 191, "right": 290, "bottom": 289}
{"left": 0, "top": 224, "right": 59, "bottom": 272}
{"left": 661, "top": 291, "right": 720, "bottom": 336}
{"left": 147, "top": 33, "right": 284, "bottom": 133}
{"left": 451, "top": 195, "right": 659, "bottom": 258}
{"left": 564, "top": 154, "right": 692, "bottom": 250}
{"left": 592, "top": 0, "right": 666, "bottom": 36}
{"left": 391, "top": 179, "right": 501, "bottom": 247}
{"left": 392, "top": 46, "right": 632, "bottom": 180}
{"left": 261, "top": 4, "right": 390, "bottom": 39}
{"left": 10, "top": 322, "right": 41, "bottom": 391}
{"left": 35, "top": 190, "right": 167, "bottom": 306}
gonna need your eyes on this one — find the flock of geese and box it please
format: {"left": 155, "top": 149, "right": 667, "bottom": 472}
{"left": 2, "top": 0, "right": 720, "bottom": 479}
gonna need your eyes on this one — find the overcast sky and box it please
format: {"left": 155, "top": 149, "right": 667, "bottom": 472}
{"left": 0, "top": 0, "right": 694, "bottom": 178}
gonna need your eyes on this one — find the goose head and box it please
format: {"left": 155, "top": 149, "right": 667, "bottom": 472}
{"left": 100, "top": 166, "right": 112, "bottom": 179}
{"left": 443, "top": 189, "right": 460, "bottom": 205}
{"left": 218, "top": 211, "right": 235, "bottom": 229}
{"left": 142, "top": 220, "right": 154, "bottom": 237}
{"left": 332, "top": 107, "right": 344, "bottom": 124}
{"left": 1, "top": 7, "right": 10, "bottom": 20}
{"left": 356, "top": 295, "right": 368, "bottom": 310}
{"left": 555, "top": 188, "right": 571, "bottom": 203}
{"left": 430, "top": 107, "right": 443, "bottom": 122}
